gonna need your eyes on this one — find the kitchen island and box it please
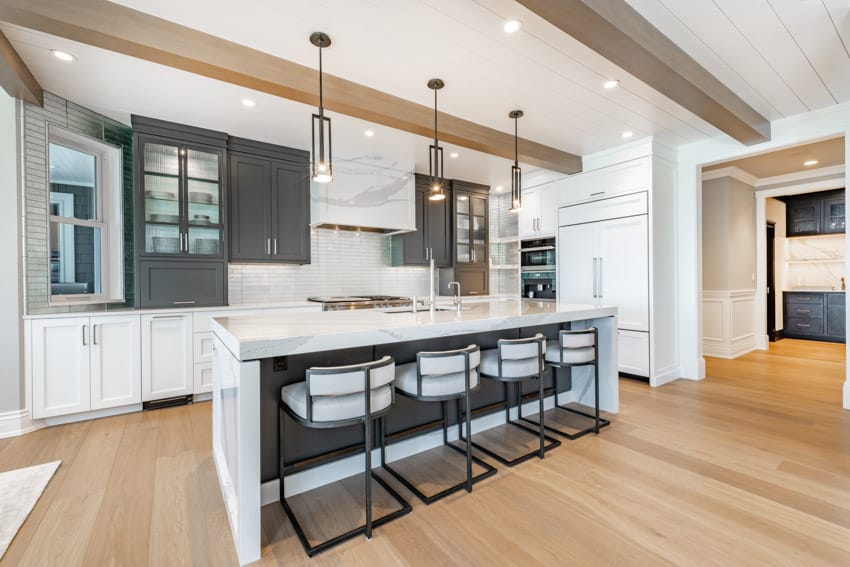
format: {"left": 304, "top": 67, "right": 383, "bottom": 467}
{"left": 211, "top": 299, "right": 619, "bottom": 565}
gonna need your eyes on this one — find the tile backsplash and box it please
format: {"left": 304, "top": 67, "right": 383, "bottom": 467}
{"left": 785, "top": 234, "right": 845, "bottom": 290}
{"left": 229, "top": 228, "right": 431, "bottom": 303}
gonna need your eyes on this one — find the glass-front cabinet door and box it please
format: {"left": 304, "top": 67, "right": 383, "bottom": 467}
{"left": 823, "top": 197, "right": 845, "bottom": 234}
{"left": 140, "top": 138, "right": 223, "bottom": 257}
{"left": 454, "top": 189, "right": 488, "bottom": 266}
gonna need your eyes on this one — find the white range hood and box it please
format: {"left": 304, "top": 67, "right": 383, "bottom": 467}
{"left": 310, "top": 156, "right": 415, "bottom": 234}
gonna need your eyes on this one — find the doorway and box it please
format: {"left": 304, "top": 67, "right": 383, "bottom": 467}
{"left": 766, "top": 222, "right": 776, "bottom": 341}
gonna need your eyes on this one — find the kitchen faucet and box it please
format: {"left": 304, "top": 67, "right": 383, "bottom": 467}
{"left": 448, "top": 281, "right": 462, "bottom": 310}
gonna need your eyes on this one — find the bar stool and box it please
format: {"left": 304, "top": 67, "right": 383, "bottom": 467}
{"left": 469, "top": 334, "right": 561, "bottom": 466}
{"left": 522, "top": 327, "right": 610, "bottom": 439}
{"left": 278, "top": 356, "right": 411, "bottom": 557}
{"left": 382, "top": 345, "right": 497, "bottom": 504}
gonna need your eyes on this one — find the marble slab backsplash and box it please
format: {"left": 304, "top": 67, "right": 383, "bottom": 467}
{"left": 785, "top": 235, "right": 845, "bottom": 290}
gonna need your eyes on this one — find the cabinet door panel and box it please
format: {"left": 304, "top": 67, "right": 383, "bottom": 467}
{"left": 536, "top": 184, "right": 557, "bottom": 236}
{"left": 139, "top": 260, "right": 225, "bottom": 308}
{"left": 194, "top": 364, "right": 213, "bottom": 394}
{"left": 518, "top": 188, "right": 539, "bottom": 238}
{"left": 826, "top": 294, "right": 845, "bottom": 338}
{"left": 558, "top": 224, "right": 596, "bottom": 305}
{"left": 91, "top": 316, "right": 141, "bottom": 410}
{"left": 402, "top": 184, "right": 428, "bottom": 265}
{"left": 142, "top": 314, "right": 193, "bottom": 401}
{"left": 229, "top": 155, "right": 271, "bottom": 261}
{"left": 618, "top": 330, "right": 649, "bottom": 377}
{"left": 454, "top": 266, "right": 489, "bottom": 296}
{"left": 822, "top": 198, "right": 845, "bottom": 234}
{"left": 599, "top": 215, "right": 649, "bottom": 332}
{"left": 32, "top": 318, "right": 90, "bottom": 419}
{"left": 272, "top": 160, "right": 311, "bottom": 263}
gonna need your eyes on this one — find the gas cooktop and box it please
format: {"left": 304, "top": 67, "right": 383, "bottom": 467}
{"left": 307, "top": 295, "right": 412, "bottom": 311}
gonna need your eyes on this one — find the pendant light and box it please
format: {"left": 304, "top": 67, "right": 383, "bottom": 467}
{"left": 310, "top": 32, "right": 333, "bottom": 183}
{"left": 508, "top": 110, "right": 523, "bottom": 212}
{"left": 427, "top": 79, "right": 446, "bottom": 201}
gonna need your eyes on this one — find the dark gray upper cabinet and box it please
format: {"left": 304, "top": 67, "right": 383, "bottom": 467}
{"left": 786, "top": 189, "right": 845, "bottom": 237}
{"left": 228, "top": 137, "right": 310, "bottom": 264}
{"left": 132, "top": 115, "right": 229, "bottom": 308}
{"left": 452, "top": 180, "right": 489, "bottom": 267}
{"left": 392, "top": 174, "right": 452, "bottom": 267}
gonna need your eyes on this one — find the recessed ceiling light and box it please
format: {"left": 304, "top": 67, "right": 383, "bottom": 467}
{"left": 504, "top": 20, "right": 522, "bottom": 33}
{"left": 449, "top": 152, "right": 459, "bottom": 158}
{"left": 495, "top": 185, "right": 504, "bottom": 192}
{"left": 51, "top": 49, "right": 76, "bottom": 62}
{"left": 364, "top": 130, "right": 375, "bottom": 137}
{"left": 622, "top": 131, "right": 634, "bottom": 139}
{"left": 603, "top": 80, "right": 619, "bottom": 89}
{"left": 241, "top": 99, "right": 256, "bottom": 108}
{"left": 803, "top": 159, "right": 819, "bottom": 166}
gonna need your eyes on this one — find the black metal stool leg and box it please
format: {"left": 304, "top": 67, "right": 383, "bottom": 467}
{"left": 538, "top": 373, "right": 545, "bottom": 458}
{"left": 364, "top": 418, "right": 372, "bottom": 540}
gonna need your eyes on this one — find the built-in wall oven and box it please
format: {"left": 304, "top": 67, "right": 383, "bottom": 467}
{"left": 520, "top": 238, "right": 556, "bottom": 300}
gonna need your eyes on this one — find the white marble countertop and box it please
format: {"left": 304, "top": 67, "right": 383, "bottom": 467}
{"left": 213, "top": 298, "right": 617, "bottom": 361}
{"left": 23, "top": 300, "right": 319, "bottom": 320}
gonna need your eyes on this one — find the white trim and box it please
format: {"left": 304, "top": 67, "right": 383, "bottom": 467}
{"left": 0, "top": 409, "right": 44, "bottom": 439}
{"left": 756, "top": 164, "right": 846, "bottom": 188}
{"left": 701, "top": 166, "right": 759, "bottom": 186}
{"left": 755, "top": 177, "right": 845, "bottom": 199}
{"left": 42, "top": 404, "right": 140, "bottom": 427}
{"left": 703, "top": 290, "right": 757, "bottom": 359}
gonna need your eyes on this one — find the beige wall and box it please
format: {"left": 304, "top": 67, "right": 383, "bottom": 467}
{"left": 0, "top": 91, "right": 24, "bottom": 414}
{"left": 702, "top": 176, "right": 756, "bottom": 291}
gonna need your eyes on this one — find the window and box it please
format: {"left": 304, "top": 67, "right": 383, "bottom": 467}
{"left": 47, "top": 125, "right": 124, "bottom": 305}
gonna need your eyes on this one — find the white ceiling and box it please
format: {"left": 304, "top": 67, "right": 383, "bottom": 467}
{"left": 625, "top": 0, "right": 850, "bottom": 121}
{"left": 703, "top": 136, "right": 845, "bottom": 178}
{"left": 4, "top": 0, "right": 849, "bottom": 189}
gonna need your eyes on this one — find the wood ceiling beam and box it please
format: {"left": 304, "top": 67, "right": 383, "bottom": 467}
{"left": 0, "top": 26, "right": 42, "bottom": 105}
{"left": 0, "top": 0, "right": 582, "bottom": 174}
{"left": 516, "top": 0, "right": 771, "bottom": 145}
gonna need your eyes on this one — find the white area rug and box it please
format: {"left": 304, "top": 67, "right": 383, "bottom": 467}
{"left": 0, "top": 461, "right": 61, "bottom": 559}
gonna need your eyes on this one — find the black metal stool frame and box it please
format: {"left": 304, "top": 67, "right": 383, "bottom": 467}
{"left": 380, "top": 346, "right": 497, "bottom": 504}
{"left": 279, "top": 356, "right": 412, "bottom": 557}
{"left": 519, "top": 327, "right": 611, "bottom": 440}
{"left": 464, "top": 335, "right": 561, "bottom": 467}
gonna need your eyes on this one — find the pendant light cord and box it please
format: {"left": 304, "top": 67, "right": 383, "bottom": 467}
{"left": 434, "top": 88, "right": 438, "bottom": 148}
{"left": 514, "top": 115, "right": 518, "bottom": 166}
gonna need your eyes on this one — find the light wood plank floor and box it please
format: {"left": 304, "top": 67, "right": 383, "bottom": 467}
{"left": 2, "top": 339, "right": 848, "bottom": 566}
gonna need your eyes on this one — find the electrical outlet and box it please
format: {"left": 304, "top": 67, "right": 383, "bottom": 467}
{"left": 273, "top": 357, "right": 288, "bottom": 372}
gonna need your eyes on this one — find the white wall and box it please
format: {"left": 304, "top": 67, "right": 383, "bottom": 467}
{"left": 701, "top": 176, "right": 756, "bottom": 291}
{"left": 677, "top": 100, "right": 850, "bottom": 409}
{"left": 0, "top": 91, "right": 24, "bottom": 415}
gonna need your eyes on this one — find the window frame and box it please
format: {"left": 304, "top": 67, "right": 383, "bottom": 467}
{"left": 46, "top": 124, "right": 125, "bottom": 306}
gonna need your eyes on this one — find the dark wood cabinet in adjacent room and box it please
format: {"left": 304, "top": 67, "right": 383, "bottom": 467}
{"left": 783, "top": 291, "right": 845, "bottom": 342}
{"left": 392, "top": 174, "right": 452, "bottom": 267}
{"left": 132, "top": 115, "right": 229, "bottom": 308}
{"left": 228, "top": 137, "right": 310, "bottom": 264}
{"left": 785, "top": 189, "right": 845, "bottom": 237}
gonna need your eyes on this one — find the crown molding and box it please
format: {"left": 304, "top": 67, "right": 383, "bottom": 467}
{"left": 701, "top": 166, "right": 758, "bottom": 187}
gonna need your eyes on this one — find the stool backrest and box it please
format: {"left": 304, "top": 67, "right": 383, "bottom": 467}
{"left": 556, "top": 328, "right": 598, "bottom": 366}
{"left": 495, "top": 333, "right": 546, "bottom": 378}
{"left": 417, "top": 345, "right": 480, "bottom": 376}
{"left": 560, "top": 328, "right": 596, "bottom": 349}
{"left": 307, "top": 356, "right": 395, "bottom": 397}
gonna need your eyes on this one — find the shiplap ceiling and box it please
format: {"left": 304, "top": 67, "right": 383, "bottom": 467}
{"left": 625, "top": 0, "right": 850, "bottom": 121}
{"left": 3, "top": 0, "right": 849, "bottom": 183}
{"left": 703, "top": 136, "right": 845, "bottom": 178}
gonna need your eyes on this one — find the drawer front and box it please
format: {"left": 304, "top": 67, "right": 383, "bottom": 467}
{"left": 784, "top": 293, "right": 824, "bottom": 305}
{"left": 139, "top": 260, "right": 226, "bottom": 308}
{"left": 193, "top": 363, "right": 213, "bottom": 394}
{"left": 617, "top": 329, "right": 649, "bottom": 377}
{"left": 193, "top": 309, "right": 257, "bottom": 333}
{"left": 559, "top": 191, "right": 647, "bottom": 227}
{"left": 784, "top": 304, "right": 823, "bottom": 319}
{"left": 785, "top": 317, "right": 824, "bottom": 336}
{"left": 194, "top": 332, "right": 214, "bottom": 364}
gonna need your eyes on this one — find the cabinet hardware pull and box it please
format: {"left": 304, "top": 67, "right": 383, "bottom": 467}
{"left": 266, "top": 238, "right": 271, "bottom": 255}
{"left": 599, "top": 258, "right": 603, "bottom": 298}
{"left": 590, "top": 191, "right": 605, "bottom": 197}
{"left": 172, "top": 301, "right": 197, "bottom": 305}
{"left": 153, "top": 314, "right": 186, "bottom": 319}
{"left": 82, "top": 324, "right": 87, "bottom": 346}
{"left": 798, "top": 323, "right": 811, "bottom": 328}
{"left": 469, "top": 291, "right": 479, "bottom": 295}
{"left": 93, "top": 324, "right": 97, "bottom": 345}
{"left": 798, "top": 309, "right": 811, "bottom": 313}
{"left": 273, "top": 238, "right": 278, "bottom": 255}
{"left": 592, "top": 258, "right": 598, "bottom": 298}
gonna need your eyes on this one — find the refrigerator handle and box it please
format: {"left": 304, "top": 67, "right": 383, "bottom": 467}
{"left": 598, "top": 258, "right": 603, "bottom": 298}
{"left": 592, "top": 258, "right": 598, "bottom": 298}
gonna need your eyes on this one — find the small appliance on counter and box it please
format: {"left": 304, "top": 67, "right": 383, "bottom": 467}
{"left": 521, "top": 238, "right": 556, "bottom": 300}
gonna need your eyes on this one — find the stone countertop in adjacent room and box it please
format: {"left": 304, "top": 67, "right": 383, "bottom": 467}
{"left": 784, "top": 288, "right": 846, "bottom": 293}
{"left": 212, "top": 298, "right": 617, "bottom": 361}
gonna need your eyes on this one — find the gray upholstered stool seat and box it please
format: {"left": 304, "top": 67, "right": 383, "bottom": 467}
{"left": 281, "top": 382, "right": 394, "bottom": 422}
{"left": 278, "top": 355, "right": 410, "bottom": 556}
{"left": 472, "top": 334, "right": 560, "bottom": 467}
{"left": 382, "top": 345, "right": 496, "bottom": 504}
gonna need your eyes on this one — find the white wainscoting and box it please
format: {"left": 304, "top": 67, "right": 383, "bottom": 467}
{"left": 703, "top": 290, "right": 757, "bottom": 359}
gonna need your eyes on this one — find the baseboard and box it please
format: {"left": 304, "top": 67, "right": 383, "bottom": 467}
{"left": 0, "top": 408, "right": 44, "bottom": 439}
{"left": 43, "top": 404, "right": 142, "bottom": 428}
{"left": 261, "top": 391, "right": 574, "bottom": 504}
{"left": 703, "top": 335, "right": 756, "bottom": 359}
{"left": 650, "top": 364, "right": 680, "bottom": 387}
{"left": 844, "top": 381, "right": 850, "bottom": 411}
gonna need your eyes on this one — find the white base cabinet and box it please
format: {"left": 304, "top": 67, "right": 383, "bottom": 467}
{"left": 31, "top": 315, "right": 141, "bottom": 419}
{"left": 142, "top": 313, "right": 193, "bottom": 401}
